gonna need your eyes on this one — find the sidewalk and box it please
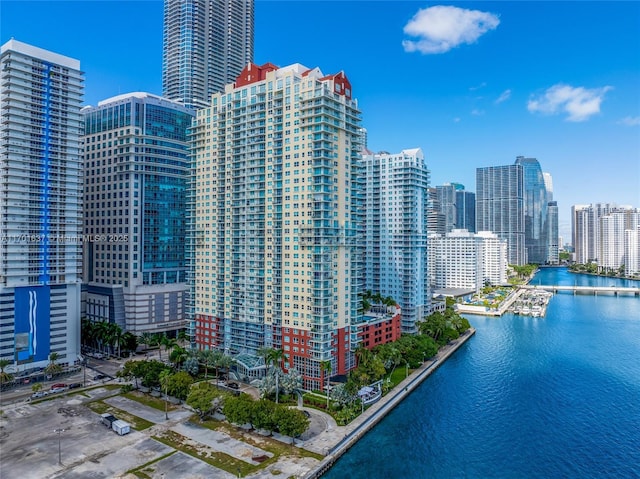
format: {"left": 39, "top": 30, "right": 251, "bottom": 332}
{"left": 300, "top": 328, "right": 476, "bottom": 477}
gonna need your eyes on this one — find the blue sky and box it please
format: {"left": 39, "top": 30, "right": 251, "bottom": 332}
{"left": 2, "top": 1, "right": 639, "bottom": 241}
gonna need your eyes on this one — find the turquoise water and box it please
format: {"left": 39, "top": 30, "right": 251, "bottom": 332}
{"left": 323, "top": 269, "right": 640, "bottom": 478}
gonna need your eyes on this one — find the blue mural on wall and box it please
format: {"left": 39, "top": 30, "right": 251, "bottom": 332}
{"left": 14, "top": 286, "right": 50, "bottom": 363}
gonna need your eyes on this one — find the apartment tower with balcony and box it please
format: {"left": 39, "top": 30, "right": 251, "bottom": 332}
{"left": 361, "top": 148, "right": 430, "bottom": 333}
{"left": 0, "top": 40, "right": 84, "bottom": 369}
{"left": 189, "top": 62, "right": 363, "bottom": 389}
{"left": 162, "top": 0, "right": 254, "bottom": 109}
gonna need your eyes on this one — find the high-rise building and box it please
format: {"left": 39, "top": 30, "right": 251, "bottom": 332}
{"left": 547, "top": 201, "right": 559, "bottom": 264}
{"left": 428, "top": 229, "right": 507, "bottom": 292}
{"left": 515, "top": 156, "right": 549, "bottom": 264}
{"left": 456, "top": 189, "right": 476, "bottom": 233}
{"left": 572, "top": 203, "right": 618, "bottom": 264}
{"left": 82, "top": 92, "right": 193, "bottom": 335}
{"left": 162, "top": 0, "right": 255, "bottom": 109}
{"left": 189, "top": 62, "right": 362, "bottom": 389}
{"left": 435, "top": 183, "right": 458, "bottom": 233}
{"left": 476, "top": 164, "right": 526, "bottom": 265}
{"left": 427, "top": 187, "right": 446, "bottom": 236}
{"left": 0, "top": 40, "right": 84, "bottom": 369}
{"left": 361, "top": 148, "right": 430, "bottom": 333}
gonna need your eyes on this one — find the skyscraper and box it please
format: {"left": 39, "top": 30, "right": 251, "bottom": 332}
{"left": 456, "top": 188, "right": 476, "bottom": 233}
{"left": 476, "top": 164, "right": 526, "bottom": 265}
{"left": 82, "top": 93, "right": 193, "bottom": 335}
{"left": 189, "top": 62, "right": 362, "bottom": 389}
{"left": 0, "top": 40, "right": 84, "bottom": 369}
{"left": 515, "top": 156, "right": 549, "bottom": 264}
{"left": 362, "top": 148, "right": 430, "bottom": 333}
{"left": 162, "top": 0, "right": 254, "bottom": 109}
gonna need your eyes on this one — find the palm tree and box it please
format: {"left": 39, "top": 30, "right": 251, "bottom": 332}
{"left": 170, "top": 346, "right": 188, "bottom": 369}
{"left": 0, "top": 358, "right": 12, "bottom": 388}
{"left": 160, "top": 335, "right": 176, "bottom": 362}
{"left": 139, "top": 332, "right": 153, "bottom": 351}
{"left": 159, "top": 369, "right": 171, "bottom": 420}
{"left": 198, "top": 349, "right": 218, "bottom": 379}
{"left": 215, "top": 354, "right": 234, "bottom": 387}
{"left": 177, "top": 330, "right": 189, "bottom": 348}
{"left": 46, "top": 352, "right": 62, "bottom": 376}
{"left": 321, "top": 360, "right": 332, "bottom": 409}
{"left": 354, "top": 344, "right": 372, "bottom": 368}
{"left": 267, "top": 348, "right": 285, "bottom": 403}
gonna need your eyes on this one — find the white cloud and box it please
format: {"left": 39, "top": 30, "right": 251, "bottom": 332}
{"left": 527, "top": 84, "right": 612, "bottom": 122}
{"left": 402, "top": 5, "right": 500, "bottom": 54}
{"left": 469, "top": 82, "right": 487, "bottom": 91}
{"left": 618, "top": 116, "right": 640, "bottom": 126}
{"left": 495, "top": 89, "right": 511, "bottom": 104}
{"left": 453, "top": 117, "right": 461, "bottom": 123}
{"left": 471, "top": 109, "right": 485, "bottom": 116}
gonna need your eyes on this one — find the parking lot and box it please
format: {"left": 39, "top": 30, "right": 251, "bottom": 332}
{"left": 0, "top": 378, "right": 328, "bottom": 479}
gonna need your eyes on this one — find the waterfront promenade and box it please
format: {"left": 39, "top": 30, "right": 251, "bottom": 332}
{"left": 301, "top": 327, "right": 476, "bottom": 479}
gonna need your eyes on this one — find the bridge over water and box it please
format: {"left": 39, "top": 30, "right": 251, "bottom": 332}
{"left": 521, "top": 284, "right": 640, "bottom": 297}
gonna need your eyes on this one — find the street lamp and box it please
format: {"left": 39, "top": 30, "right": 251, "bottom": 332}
{"left": 54, "top": 428, "right": 65, "bottom": 465}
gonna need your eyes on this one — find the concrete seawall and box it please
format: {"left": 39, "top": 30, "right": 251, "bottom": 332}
{"left": 303, "top": 327, "right": 476, "bottom": 479}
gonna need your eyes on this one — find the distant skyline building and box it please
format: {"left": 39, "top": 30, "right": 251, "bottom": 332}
{"left": 456, "top": 188, "right": 476, "bottom": 233}
{"left": 428, "top": 229, "right": 508, "bottom": 292}
{"left": 515, "top": 156, "right": 550, "bottom": 264}
{"left": 0, "top": 40, "right": 84, "bottom": 369}
{"left": 427, "top": 187, "right": 446, "bottom": 236}
{"left": 571, "top": 203, "right": 639, "bottom": 274}
{"left": 476, "top": 164, "right": 526, "bottom": 265}
{"left": 82, "top": 92, "right": 193, "bottom": 336}
{"left": 162, "top": 0, "right": 255, "bottom": 109}
{"left": 362, "top": 148, "right": 430, "bottom": 333}
{"left": 189, "top": 62, "right": 362, "bottom": 389}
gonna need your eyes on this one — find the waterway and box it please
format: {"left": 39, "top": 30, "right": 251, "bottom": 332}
{"left": 323, "top": 268, "right": 640, "bottom": 478}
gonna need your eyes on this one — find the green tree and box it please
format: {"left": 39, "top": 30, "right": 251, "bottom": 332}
{"left": 198, "top": 349, "right": 219, "bottom": 380}
{"left": 223, "top": 394, "right": 255, "bottom": 426}
{"left": 31, "top": 382, "right": 43, "bottom": 393}
{"left": 45, "top": 352, "right": 63, "bottom": 375}
{"left": 187, "top": 382, "right": 226, "bottom": 420}
{"left": 251, "top": 399, "right": 277, "bottom": 431}
{"left": 166, "top": 370, "right": 194, "bottom": 400}
{"left": 0, "top": 358, "right": 13, "bottom": 388}
{"left": 170, "top": 346, "right": 188, "bottom": 369}
{"left": 272, "top": 406, "right": 309, "bottom": 442}
{"left": 139, "top": 332, "right": 153, "bottom": 351}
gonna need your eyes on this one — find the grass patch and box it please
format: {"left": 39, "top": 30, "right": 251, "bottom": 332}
{"left": 386, "top": 367, "right": 408, "bottom": 389}
{"left": 154, "top": 429, "right": 256, "bottom": 477}
{"left": 127, "top": 450, "right": 177, "bottom": 478}
{"left": 86, "top": 399, "right": 154, "bottom": 430}
{"left": 193, "top": 416, "right": 323, "bottom": 461}
{"left": 123, "top": 390, "right": 179, "bottom": 412}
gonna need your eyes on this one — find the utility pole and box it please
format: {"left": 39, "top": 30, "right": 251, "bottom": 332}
{"left": 54, "top": 428, "right": 65, "bottom": 465}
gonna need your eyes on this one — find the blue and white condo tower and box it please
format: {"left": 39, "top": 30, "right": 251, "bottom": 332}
{"left": 0, "top": 40, "right": 84, "bottom": 370}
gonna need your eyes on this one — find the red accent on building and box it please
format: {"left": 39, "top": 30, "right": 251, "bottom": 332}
{"left": 320, "top": 71, "right": 352, "bottom": 100}
{"left": 193, "top": 314, "right": 223, "bottom": 349}
{"left": 235, "top": 62, "right": 279, "bottom": 87}
{"left": 333, "top": 326, "right": 349, "bottom": 375}
{"left": 357, "top": 308, "right": 402, "bottom": 350}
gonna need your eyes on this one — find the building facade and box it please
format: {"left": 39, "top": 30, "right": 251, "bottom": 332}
{"left": 0, "top": 40, "right": 84, "bottom": 369}
{"left": 456, "top": 188, "right": 476, "bottom": 233}
{"left": 515, "top": 156, "right": 553, "bottom": 264}
{"left": 361, "top": 148, "right": 430, "bottom": 333}
{"left": 428, "top": 230, "right": 508, "bottom": 292}
{"left": 162, "top": 0, "right": 254, "bottom": 109}
{"left": 476, "top": 164, "right": 526, "bottom": 265}
{"left": 189, "top": 63, "right": 363, "bottom": 389}
{"left": 82, "top": 92, "right": 193, "bottom": 335}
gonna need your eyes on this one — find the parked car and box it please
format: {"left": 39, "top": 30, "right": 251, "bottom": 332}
{"left": 68, "top": 383, "right": 83, "bottom": 389}
{"left": 50, "top": 383, "right": 68, "bottom": 393}
{"left": 93, "top": 374, "right": 106, "bottom": 381}
{"left": 31, "top": 391, "right": 48, "bottom": 399}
